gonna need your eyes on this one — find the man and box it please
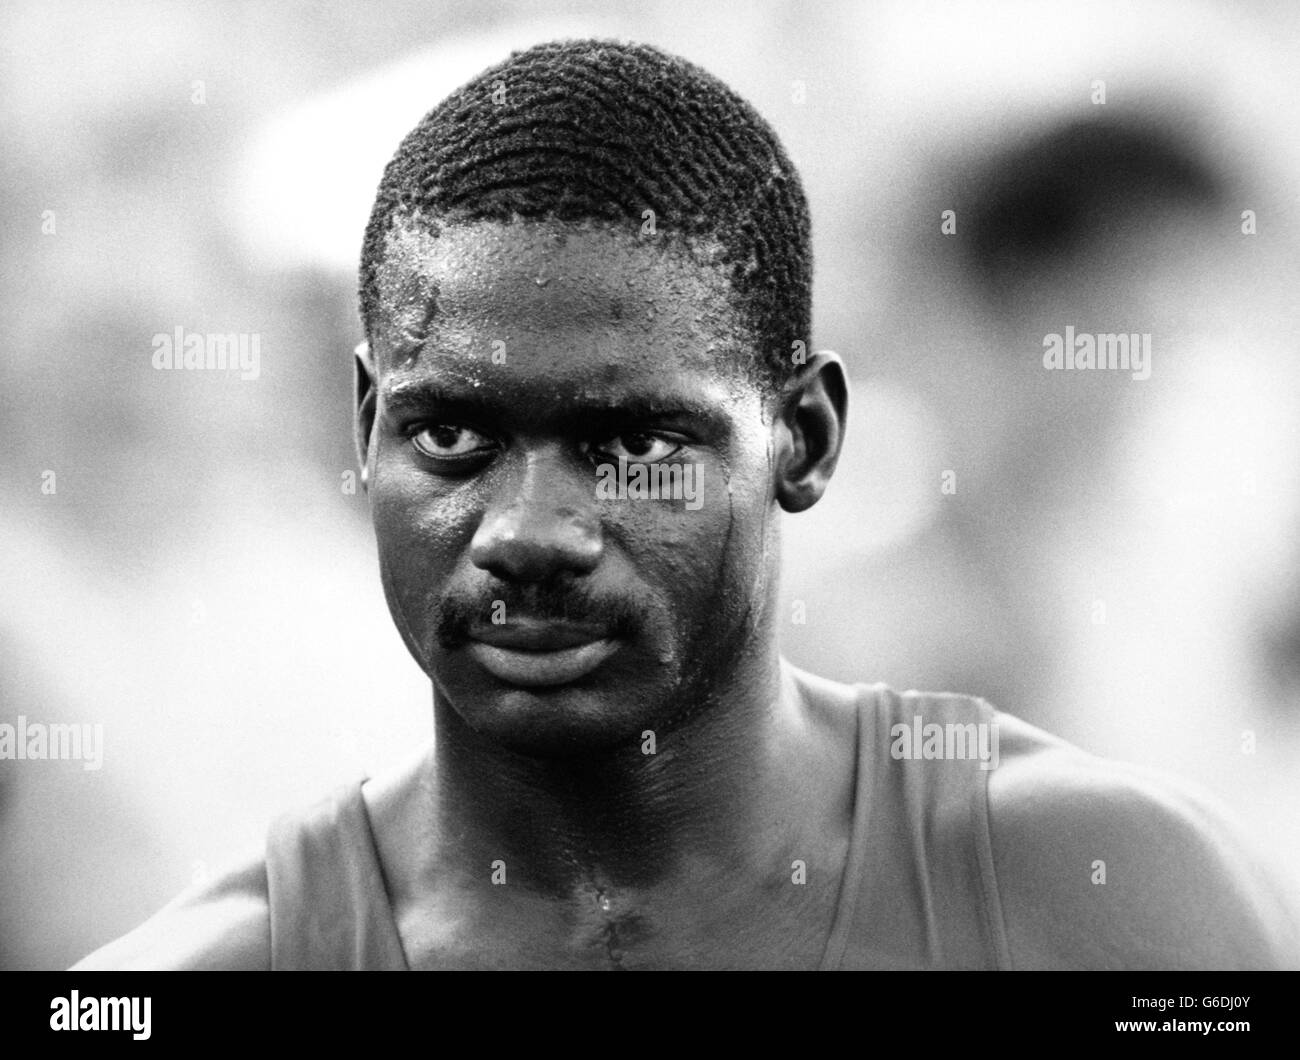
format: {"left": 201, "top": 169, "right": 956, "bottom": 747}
{"left": 76, "top": 39, "right": 1298, "bottom": 970}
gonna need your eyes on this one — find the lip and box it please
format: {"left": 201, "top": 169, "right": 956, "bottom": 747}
{"left": 464, "top": 621, "right": 620, "bottom": 687}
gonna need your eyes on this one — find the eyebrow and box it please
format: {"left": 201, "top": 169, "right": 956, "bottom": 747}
{"left": 379, "top": 379, "right": 735, "bottom": 426}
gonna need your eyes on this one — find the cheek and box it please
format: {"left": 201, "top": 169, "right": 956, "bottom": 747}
{"left": 609, "top": 508, "right": 727, "bottom": 591}
{"left": 370, "top": 456, "right": 478, "bottom": 610}
{"left": 602, "top": 449, "right": 774, "bottom": 607}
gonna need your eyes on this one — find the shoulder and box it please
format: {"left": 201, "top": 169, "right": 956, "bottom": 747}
{"left": 784, "top": 662, "right": 862, "bottom": 726}
{"left": 986, "top": 710, "right": 1300, "bottom": 969}
{"left": 71, "top": 849, "right": 270, "bottom": 971}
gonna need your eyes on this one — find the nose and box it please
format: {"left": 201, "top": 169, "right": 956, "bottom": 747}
{"left": 469, "top": 449, "right": 602, "bottom": 583}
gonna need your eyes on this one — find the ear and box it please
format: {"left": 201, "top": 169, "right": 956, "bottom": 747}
{"left": 354, "top": 340, "right": 378, "bottom": 489}
{"left": 773, "top": 351, "right": 849, "bottom": 513}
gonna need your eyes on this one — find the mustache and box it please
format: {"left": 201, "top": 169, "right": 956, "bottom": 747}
{"left": 435, "top": 581, "right": 643, "bottom": 648}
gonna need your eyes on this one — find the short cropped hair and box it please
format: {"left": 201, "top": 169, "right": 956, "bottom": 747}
{"left": 359, "top": 39, "right": 811, "bottom": 388}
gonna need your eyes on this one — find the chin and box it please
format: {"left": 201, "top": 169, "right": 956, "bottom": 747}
{"left": 427, "top": 635, "right": 691, "bottom": 756}
{"left": 436, "top": 672, "right": 668, "bottom": 759}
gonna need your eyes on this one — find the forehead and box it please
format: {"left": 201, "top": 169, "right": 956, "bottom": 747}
{"left": 371, "top": 218, "right": 755, "bottom": 398}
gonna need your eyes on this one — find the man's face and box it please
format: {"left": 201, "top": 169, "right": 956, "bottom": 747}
{"left": 363, "top": 219, "right": 782, "bottom": 756}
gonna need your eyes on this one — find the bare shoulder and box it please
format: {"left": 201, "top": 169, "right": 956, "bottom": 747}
{"left": 987, "top": 712, "right": 1300, "bottom": 969}
{"left": 71, "top": 850, "right": 270, "bottom": 971}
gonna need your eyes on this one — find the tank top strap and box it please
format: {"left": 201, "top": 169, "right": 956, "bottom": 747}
{"left": 822, "top": 683, "right": 1011, "bottom": 970}
{"left": 265, "top": 779, "right": 409, "bottom": 970}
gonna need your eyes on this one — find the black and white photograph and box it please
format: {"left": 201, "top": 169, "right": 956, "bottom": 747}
{"left": 3, "top": 0, "right": 1299, "bottom": 1028}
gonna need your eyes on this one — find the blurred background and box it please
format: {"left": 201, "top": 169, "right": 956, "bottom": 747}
{"left": 3, "top": 0, "right": 1299, "bottom": 967}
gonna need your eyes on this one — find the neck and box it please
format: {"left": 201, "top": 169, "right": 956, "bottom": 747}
{"left": 429, "top": 642, "right": 795, "bottom": 895}
{"left": 371, "top": 625, "right": 860, "bottom": 967}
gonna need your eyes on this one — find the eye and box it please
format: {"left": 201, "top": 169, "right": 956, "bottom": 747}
{"left": 592, "top": 431, "right": 682, "bottom": 464}
{"left": 410, "top": 423, "right": 496, "bottom": 460}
